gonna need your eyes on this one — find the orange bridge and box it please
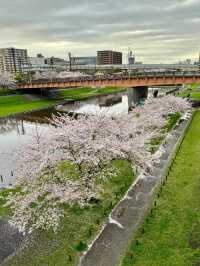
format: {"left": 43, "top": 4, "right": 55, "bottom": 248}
{"left": 17, "top": 74, "right": 200, "bottom": 90}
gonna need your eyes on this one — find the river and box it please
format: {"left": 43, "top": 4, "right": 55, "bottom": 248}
{"left": 0, "top": 86, "right": 175, "bottom": 187}
{"left": 0, "top": 90, "right": 138, "bottom": 187}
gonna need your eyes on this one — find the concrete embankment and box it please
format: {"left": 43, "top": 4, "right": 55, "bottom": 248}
{"left": 79, "top": 110, "right": 193, "bottom": 266}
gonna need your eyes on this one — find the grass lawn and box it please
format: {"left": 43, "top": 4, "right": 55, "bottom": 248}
{"left": 179, "top": 90, "right": 200, "bottom": 101}
{"left": 149, "top": 112, "right": 181, "bottom": 154}
{"left": 0, "top": 95, "right": 59, "bottom": 117}
{"left": 0, "top": 160, "right": 134, "bottom": 266}
{"left": 121, "top": 110, "right": 200, "bottom": 266}
{"left": 59, "top": 86, "right": 126, "bottom": 100}
{"left": 0, "top": 87, "right": 126, "bottom": 117}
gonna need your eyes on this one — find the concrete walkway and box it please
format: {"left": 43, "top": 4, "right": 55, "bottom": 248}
{"left": 80, "top": 111, "right": 192, "bottom": 266}
{"left": 0, "top": 219, "right": 23, "bottom": 263}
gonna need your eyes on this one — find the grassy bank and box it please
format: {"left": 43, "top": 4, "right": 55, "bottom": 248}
{"left": 121, "top": 111, "right": 200, "bottom": 266}
{"left": 59, "top": 86, "right": 126, "bottom": 100}
{"left": 149, "top": 112, "right": 181, "bottom": 154}
{"left": 0, "top": 160, "right": 134, "bottom": 266}
{"left": 179, "top": 90, "right": 200, "bottom": 101}
{"left": 0, "top": 87, "right": 125, "bottom": 118}
{"left": 0, "top": 95, "right": 59, "bottom": 117}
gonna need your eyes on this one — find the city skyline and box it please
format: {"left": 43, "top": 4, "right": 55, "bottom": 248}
{"left": 0, "top": 0, "right": 200, "bottom": 63}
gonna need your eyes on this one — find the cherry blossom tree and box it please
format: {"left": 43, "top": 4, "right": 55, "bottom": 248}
{"left": 33, "top": 71, "right": 58, "bottom": 81}
{"left": 5, "top": 95, "right": 190, "bottom": 233}
{"left": 0, "top": 72, "right": 15, "bottom": 90}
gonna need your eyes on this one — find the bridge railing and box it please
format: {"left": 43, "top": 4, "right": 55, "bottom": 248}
{"left": 17, "top": 71, "right": 200, "bottom": 86}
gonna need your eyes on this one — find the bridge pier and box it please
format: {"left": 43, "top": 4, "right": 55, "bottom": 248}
{"left": 128, "top": 86, "right": 148, "bottom": 108}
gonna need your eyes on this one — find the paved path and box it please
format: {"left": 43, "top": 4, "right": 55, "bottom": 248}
{"left": 80, "top": 112, "right": 192, "bottom": 266}
{"left": 0, "top": 219, "right": 23, "bottom": 264}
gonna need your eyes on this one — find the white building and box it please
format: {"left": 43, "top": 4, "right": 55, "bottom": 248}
{"left": 0, "top": 47, "right": 28, "bottom": 73}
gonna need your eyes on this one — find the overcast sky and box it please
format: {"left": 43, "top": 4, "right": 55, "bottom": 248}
{"left": 0, "top": 0, "right": 200, "bottom": 63}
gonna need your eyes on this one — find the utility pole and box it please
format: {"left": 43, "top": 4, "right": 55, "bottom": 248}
{"left": 50, "top": 57, "right": 54, "bottom": 71}
{"left": 127, "top": 48, "right": 130, "bottom": 79}
{"left": 199, "top": 52, "right": 200, "bottom": 73}
{"left": 50, "top": 57, "right": 54, "bottom": 82}
{"left": 128, "top": 48, "right": 133, "bottom": 79}
{"left": 28, "top": 59, "right": 32, "bottom": 83}
{"left": 68, "top": 52, "right": 72, "bottom": 71}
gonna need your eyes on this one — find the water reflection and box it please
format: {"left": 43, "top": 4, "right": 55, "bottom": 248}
{"left": 0, "top": 89, "right": 144, "bottom": 187}
{"left": 56, "top": 94, "right": 129, "bottom": 115}
{"left": 0, "top": 118, "right": 23, "bottom": 135}
{"left": 0, "top": 118, "right": 49, "bottom": 187}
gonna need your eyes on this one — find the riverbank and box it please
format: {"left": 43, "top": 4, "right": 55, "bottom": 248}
{"left": 179, "top": 90, "right": 200, "bottom": 100}
{"left": 0, "top": 95, "right": 190, "bottom": 266}
{"left": 0, "top": 88, "right": 17, "bottom": 96}
{"left": 0, "top": 160, "right": 134, "bottom": 266}
{"left": 121, "top": 110, "right": 200, "bottom": 266}
{"left": 59, "top": 86, "right": 126, "bottom": 100}
{"left": 0, "top": 95, "right": 60, "bottom": 118}
{"left": 0, "top": 87, "right": 125, "bottom": 118}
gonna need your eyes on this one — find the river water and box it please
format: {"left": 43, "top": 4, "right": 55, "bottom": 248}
{"left": 0, "top": 90, "right": 137, "bottom": 187}
{"left": 0, "top": 87, "right": 173, "bottom": 187}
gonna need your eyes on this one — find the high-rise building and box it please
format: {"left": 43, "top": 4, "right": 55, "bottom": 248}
{"left": 97, "top": 50, "right": 122, "bottom": 65}
{"left": 0, "top": 47, "right": 28, "bottom": 73}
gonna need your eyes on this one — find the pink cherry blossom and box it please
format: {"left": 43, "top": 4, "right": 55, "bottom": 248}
{"left": 5, "top": 95, "right": 190, "bottom": 232}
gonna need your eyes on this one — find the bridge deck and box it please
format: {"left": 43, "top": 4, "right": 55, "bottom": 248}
{"left": 17, "top": 74, "right": 200, "bottom": 90}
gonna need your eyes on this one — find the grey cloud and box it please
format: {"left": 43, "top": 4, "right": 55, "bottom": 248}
{"left": 0, "top": 0, "right": 200, "bottom": 62}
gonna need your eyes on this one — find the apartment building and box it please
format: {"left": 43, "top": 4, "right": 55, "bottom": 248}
{"left": 97, "top": 50, "right": 122, "bottom": 65}
{"left": 0, "top": 47, "right": 28, "bottom": 73}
